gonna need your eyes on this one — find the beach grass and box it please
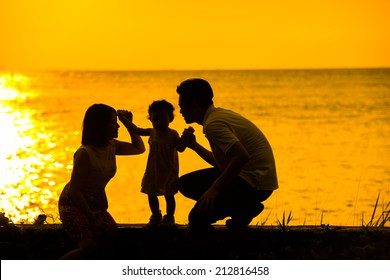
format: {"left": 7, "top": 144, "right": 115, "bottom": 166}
{"left": 362, "top": 193, "right": 390, "bottom": 227}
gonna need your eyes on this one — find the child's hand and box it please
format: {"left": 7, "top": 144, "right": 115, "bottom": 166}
{"left": 117, "top": 110, "right": 133, "bottom": 123}
{"left": 181, "top": 126, "right": 195, "bottom": 147}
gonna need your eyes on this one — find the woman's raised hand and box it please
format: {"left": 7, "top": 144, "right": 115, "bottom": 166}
{"left": 117, "top": 110, "right": 133, "bottom": 123}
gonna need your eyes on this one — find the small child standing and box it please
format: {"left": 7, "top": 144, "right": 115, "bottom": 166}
{"left": 134, "top": 100, "right": 193, "bottom": 227}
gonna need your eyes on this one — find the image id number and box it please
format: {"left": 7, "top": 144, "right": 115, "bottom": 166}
{"left": 215, "top": 266, "right": 269, "bottom": 276}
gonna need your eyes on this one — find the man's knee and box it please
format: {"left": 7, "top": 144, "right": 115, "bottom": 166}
{"left": 177, "top": 176, "right": 191, "bottom": 198}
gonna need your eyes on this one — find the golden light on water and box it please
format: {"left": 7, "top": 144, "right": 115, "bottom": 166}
{"left": 0, "top": 73, "right": 63, "bottom": 223}
{"left": 0, "top": 74, "right": 31, "bottom": 101}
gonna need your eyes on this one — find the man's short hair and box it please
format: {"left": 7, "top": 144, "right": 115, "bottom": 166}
{"left": 176, "top": 78, "right": 214, "bottom": 107}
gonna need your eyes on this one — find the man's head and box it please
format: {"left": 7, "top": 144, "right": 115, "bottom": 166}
{"left": 176, "top": 78, "right": 213, "bottom": 125}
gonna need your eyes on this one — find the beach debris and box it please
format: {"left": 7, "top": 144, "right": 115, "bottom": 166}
{"left": 33, "top": 214, "right": 47, "bottom": 225}
{"left": 0, "top": 212, "right": 12, "bottom": 226}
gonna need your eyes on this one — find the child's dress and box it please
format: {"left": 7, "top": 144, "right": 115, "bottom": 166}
{"left": 141, "top": 128, "right": 179, "bottom": 196}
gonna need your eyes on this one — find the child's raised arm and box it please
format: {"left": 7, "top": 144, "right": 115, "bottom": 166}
{"left": 134, "top": 127, "right": 153, "bottom": 137}
{"left": 118, "top": 109, "right": 152, "bottom": 136}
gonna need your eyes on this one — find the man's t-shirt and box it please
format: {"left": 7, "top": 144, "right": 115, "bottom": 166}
{"left": 203, "top": 105, "right": 278, "bottom": 191}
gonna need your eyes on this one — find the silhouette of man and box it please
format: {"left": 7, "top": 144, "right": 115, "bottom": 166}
{"left": 177, "top": 78, "right": 278, "bottom": 231}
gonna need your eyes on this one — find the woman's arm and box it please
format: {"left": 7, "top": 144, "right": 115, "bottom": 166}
{"left": 116, "top": 110, "right": 146, "bottom": 155}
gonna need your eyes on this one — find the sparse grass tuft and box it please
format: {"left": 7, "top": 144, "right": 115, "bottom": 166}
{"left": 256, "top": 210, "right": 272, "bottom": 226}
{"left": 276, "top": 210, "right": 293, "bottom": 231}
{"left": 362, "top": 193, "right": 390, "bottom": 227}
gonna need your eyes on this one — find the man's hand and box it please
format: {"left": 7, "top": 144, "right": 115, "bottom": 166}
{"left": 197, "top": 187, "right": 220, "bottom": 213}
{"left": 181, "top": 126, "right": 196, "bottom": 148}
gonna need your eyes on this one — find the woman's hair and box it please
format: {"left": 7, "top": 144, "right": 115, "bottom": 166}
{"left": 81, "top": 104, "right": 117, "bottom": 146}
{"left": 148, "top": 100, "right": 175, "bottom": 122}
{"left": 176, "top": 78, "right": 214, "bottom": 108}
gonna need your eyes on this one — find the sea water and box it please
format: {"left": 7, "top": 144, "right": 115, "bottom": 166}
{"left": 1, "top": 69, "right": 389, "bottom": 226}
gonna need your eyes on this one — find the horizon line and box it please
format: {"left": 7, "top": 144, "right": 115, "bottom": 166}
{"left": 1, "top": 66, "right": 389, "bottom": 72}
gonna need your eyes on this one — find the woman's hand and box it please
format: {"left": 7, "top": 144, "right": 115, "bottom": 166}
{"left": 117, "top": 110, "right": 133, "bottom": 123}
{"left": 115, "top": 109, "right": 145, "bottom": 154}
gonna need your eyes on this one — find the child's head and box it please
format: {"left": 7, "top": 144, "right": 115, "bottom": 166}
{"left": 148, "top": 100, "right": 175, "bottom": 130}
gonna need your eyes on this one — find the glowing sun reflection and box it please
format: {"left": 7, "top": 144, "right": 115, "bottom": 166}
{"left": 0, "top": 73, "right": 62, "bottom": 223}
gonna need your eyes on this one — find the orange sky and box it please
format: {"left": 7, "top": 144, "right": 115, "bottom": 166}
{"left": 0, "top": 0, "right": 389, "bottom": 71}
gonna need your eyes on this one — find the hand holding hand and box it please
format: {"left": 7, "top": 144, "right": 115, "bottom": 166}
{"left": 181, "top": 126, "right": 196, "bottom": 148}
{"left": 117, "top": 110, "right": 133, "bottom": 123}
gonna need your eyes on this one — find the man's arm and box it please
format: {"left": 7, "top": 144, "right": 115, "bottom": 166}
{"left": 212, "top": 141, "right": 249, "bottom": 190}
{"left": 190, "top": 141, "right": 217, "bottom": 166}
{"left": 197, "top": 141, "right": 250, "bottom": 213}
{"left": 182, "top": 127, "right": 216, "bottom": 166}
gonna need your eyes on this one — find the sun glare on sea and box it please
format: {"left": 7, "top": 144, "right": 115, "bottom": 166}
{"left": 0, "top": 73, "right": 57, "bottom": 223}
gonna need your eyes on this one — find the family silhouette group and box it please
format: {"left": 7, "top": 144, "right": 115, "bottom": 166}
{"left": 58, "top": 78, "right": 279, "bottom": 259}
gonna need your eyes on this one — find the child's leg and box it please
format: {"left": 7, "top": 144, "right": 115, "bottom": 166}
{"left": 148, "top": 195, "right": 160, "bottom": 214}
{"left": 165, "top": 195, "right": 175, "bottom": 217}
{"left": 146, "top": 195, "right": 162, "bottom": 227}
